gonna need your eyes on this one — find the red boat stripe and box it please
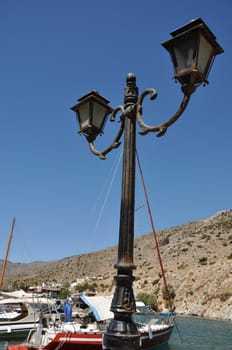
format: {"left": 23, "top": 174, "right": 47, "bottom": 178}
{"left": 58, "top": 337, "right": 102, "bottom": 343}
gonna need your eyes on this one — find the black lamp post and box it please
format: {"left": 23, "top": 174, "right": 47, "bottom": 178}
{"left": 71, "top": 18, "right": 223, "bottom": 350}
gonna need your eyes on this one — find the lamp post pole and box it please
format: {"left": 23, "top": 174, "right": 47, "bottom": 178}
{"left": 71, "top": 18, "right": 223, "bottom": 350}
{"left": 103, "top": 73, "right": 140, "bottom": 350}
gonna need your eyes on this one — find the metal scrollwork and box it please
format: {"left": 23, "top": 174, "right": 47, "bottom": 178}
{"left": 87, "top": 74, "right": 194, "bottom": 159}
{"left": 137, "top": 88, "right": 191, "bottom": 137}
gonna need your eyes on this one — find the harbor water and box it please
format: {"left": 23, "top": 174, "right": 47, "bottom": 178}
{"left": 1, "top": 316, "right": 231, "bottom": 350}
{"left": 168, "top": 316, "right": 232, "bottom": 350}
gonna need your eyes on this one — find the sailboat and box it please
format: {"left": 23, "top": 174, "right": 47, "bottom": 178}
{"left": 8, "top": 295, "right": 175, "bottom": 350}
{"left": 0, "top": 220, "right": 56, "bottom": 340}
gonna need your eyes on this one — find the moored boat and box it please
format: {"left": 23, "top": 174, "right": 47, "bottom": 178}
{"left": 8, "top": 295, "right": 175, "bottom": 350}
{"left": 0, "top": 295, "right": 54, "bottom": 340}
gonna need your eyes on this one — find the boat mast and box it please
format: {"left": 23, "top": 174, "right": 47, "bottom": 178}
{"left": 0, "top": 218, "right": 16, "bottom": 289}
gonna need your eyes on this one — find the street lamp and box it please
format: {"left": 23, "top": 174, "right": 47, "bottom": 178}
{"left": 71, "top": 18, "right": 223, "bottom": 350}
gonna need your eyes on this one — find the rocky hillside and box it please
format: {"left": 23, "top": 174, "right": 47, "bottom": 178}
{"left": 2, "top": 210, "right": 232, "bottom": 320}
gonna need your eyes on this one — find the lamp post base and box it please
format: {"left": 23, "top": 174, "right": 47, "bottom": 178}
{"left": 103, "top": 323, "right": 140, "bottom": 350}
{"left": 103, "top": 273, "right": 140, "bottom": 350}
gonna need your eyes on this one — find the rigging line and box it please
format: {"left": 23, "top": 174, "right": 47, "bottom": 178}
{"left": 93, "top": 148, "right": 123, "bottom": 235}
{"left": 91, "top": 148, "right": 123, "bottom": 214}
{"left": 135, "top": 149, "right": 173, "bottom": 312}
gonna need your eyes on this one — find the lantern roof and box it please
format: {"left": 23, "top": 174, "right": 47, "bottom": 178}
{"left": 168, "top": 18, "right": 224, "bottom": 55}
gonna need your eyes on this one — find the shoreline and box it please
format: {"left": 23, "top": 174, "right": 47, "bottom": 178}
{"left": 175, "top": 312, "right": 232, "bottom": 322}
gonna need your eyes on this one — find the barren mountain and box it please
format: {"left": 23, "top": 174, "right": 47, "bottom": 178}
{"left": 1, "top": 210, "right": 232, "bottom": 320}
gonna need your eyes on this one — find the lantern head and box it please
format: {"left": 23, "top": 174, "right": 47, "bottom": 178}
{"left": 71, "top": 91, "right": 113, "bottom": 142}
{"left": 162, "top": 18, "right": 224, "bottom": 92}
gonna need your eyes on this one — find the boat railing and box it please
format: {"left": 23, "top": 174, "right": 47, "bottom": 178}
{"left": 133, "top": 310, "right": 176, "bottom": 328}
{"left": 24, "top": 325, "right": 43, "bottom": 347}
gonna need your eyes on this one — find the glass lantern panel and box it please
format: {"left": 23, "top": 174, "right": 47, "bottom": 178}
{"left": 78, "top": 102, "right": 90, "bottom": 130}
{"left": 197, "top": 35, "right": 213, "bottom": 74}
{"left": 92, "top": 103, "right": 108, "bottom": 130}
{"left": 174, "top": 36, "right": 195, "bottom": 73}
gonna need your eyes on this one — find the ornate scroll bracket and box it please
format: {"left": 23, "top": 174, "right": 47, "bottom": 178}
{"left": 87, "top": 84, "right": 193, "bottom": 159}
{"left": 137, "top": 89, "right": 191, "bottom": 137}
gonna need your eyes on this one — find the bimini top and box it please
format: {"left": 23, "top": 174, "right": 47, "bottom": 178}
{"left": 80, "top": 295, "right": 113, "bottom": 321}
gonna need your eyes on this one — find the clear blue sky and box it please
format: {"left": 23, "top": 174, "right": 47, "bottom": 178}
{"left": 0, "top": 0, "right": 231, "bottom": 263}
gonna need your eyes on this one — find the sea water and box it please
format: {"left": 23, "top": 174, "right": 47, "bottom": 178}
{"left": 1, "top": 316, "right": 232, "bottom": 350}
{"left": 169, "top": 317, "right": 232, "bottom": 350}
